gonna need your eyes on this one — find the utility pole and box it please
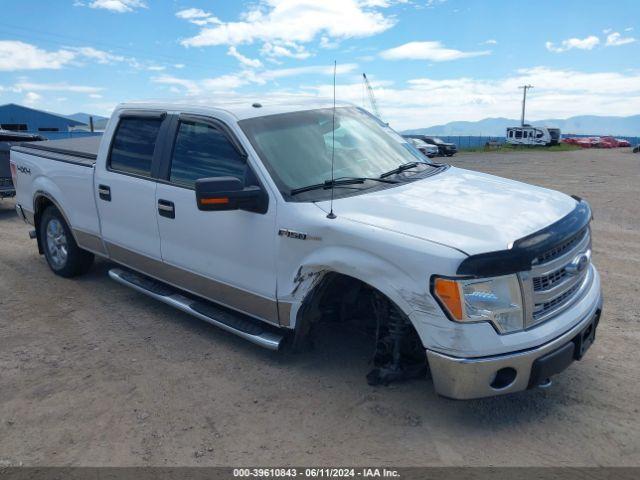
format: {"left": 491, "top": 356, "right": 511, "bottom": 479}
{"left": 519, "top": 85, "right": 533, "bottom": 126}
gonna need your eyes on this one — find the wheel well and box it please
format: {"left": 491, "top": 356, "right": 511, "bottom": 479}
{"left": 291, "top": 272, "right": 426, "bottom": 384}
{"left": 293, "top": 272, "right": 369, "bottom": 341}
{"left": 33, "top": 195, "right": 56, "bottom": 254}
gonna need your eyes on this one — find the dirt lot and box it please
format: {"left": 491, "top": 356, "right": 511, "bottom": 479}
{"left": 1, "top": 148, "right": 639, "bottom": 467}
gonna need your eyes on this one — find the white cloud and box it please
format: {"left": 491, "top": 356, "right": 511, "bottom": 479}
{"left": 152, "top": 75, "right": 201, "bottom": 95}
{"left": 260, "top": 41, "right": 311, "bottom": 60}
{"left": 624, "top": 27, "right": 634, "bottom": 32}
{"left": 0, "top": 41, "right": 76, "bottom": 71}
{"left": 68, "top": 46, "right": 127, "bottom": 64}
{"left": 147, "top": 65, "right": 166, "bottom": 71}
{"left": 482, "top": 39, "right": 498, "bottom": 45}
{"left": 228, "top": 46, "right": 263, "bottom": 68}
{"left": 260, "top": 63, "right": 358, "bottom": 81}
{"left": 0, "top": 41, "right": 145, "bottom": 71}
{"left": 13, "top": 82, "right": 104, "bottom": 94}
{"left": 380, "top": 41, "right": 491, "bottom": 62}
{"left": 545, "top": 35, "right": 600, "bottom": 53}
{"left": 175, "top": 8, "right": 221, "bottom": 26}
{"left": 77, "top": 0, "right": 147, "bottom": 13}
{"left": 89, "top": 93, "right": 103, "bottom": 98}
{"left": 178, "top": 0, "right": 395, "bottom": 54}
{"left": 605, "top": 32, "right": 636, "bottom": 46}
{"left": 24, "top": 92, "right": 42, "bottom": 105}
{"left": 320, "top": 36, "right": 340, "bottom": 49}
{"left": 297, "top": 66, "right": 640, "bottom": 129}
{"left": 151, "top": 63, "right": 358, "bottom": 95}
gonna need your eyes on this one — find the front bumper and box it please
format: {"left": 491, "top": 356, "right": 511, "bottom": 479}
{"left": 426, "top": 290, "right": 602, "bottom": 400}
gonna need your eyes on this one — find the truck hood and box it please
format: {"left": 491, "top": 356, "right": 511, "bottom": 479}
{"left": 317, "top": 166, "right": 577, "bottom": 255}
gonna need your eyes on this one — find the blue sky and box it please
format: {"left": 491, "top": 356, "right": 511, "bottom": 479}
{"left": 1, "top": 0, "right": 638, "bottom": 129}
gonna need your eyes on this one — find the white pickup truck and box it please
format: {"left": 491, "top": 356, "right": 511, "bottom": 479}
{"left": 10, "top": 100, "right": 602, "bottom": 399}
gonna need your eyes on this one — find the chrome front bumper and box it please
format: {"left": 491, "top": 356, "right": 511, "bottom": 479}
{"left": 426, "top": 289, "right": 603, "bottom": 400}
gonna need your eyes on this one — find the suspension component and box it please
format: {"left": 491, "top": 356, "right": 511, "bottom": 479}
{"left": 367, "top": 303, "right": 427, "bottom": 386}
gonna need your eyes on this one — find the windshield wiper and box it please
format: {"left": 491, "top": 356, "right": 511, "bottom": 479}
{"left": 290, "top": 177, "right": 397, "bottom": 196}
{"left": 379, "top": 161, "right": 430, "bottom": 179}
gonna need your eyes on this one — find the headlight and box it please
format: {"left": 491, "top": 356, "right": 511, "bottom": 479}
{"left": 432, "top": 275, "right": 524, "bottom": 333}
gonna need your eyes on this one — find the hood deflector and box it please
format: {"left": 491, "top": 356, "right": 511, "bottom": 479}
{"left": 456, "top": 200, "right": 592, "bottom": 277}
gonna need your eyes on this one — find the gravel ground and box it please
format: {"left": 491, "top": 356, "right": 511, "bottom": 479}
{"left": 0, "top": 148, "right": 638, "bottom": 467}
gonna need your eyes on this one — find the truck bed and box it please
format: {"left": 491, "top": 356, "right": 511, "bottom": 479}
{"left": 11, "top": 136, "right": 101, "bottom": 167}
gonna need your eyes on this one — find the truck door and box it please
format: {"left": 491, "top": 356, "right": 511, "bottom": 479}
{"left": 154, "top": 114, "right": 279, "bottom": 324}
{"left": 94, "top": 112, "right": 169, "bottom": 263}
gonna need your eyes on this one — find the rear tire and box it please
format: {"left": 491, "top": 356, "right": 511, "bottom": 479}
{"left": 39, "top": 206, "right": 94, "bottom": 278}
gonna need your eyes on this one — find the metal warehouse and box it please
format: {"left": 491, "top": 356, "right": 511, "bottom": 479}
{"left": 0, "top": 103, "right": 86, "bottom": 133}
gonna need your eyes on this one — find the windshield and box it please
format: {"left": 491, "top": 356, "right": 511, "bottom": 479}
{"left": 431, "top": 137, "right": 444, "bottom": 144}
{"left": 239, "top": 107, "right": 430, "bottom": 200}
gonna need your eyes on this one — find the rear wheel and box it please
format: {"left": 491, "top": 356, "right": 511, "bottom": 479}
{"left": 40, "top": 206, "right": 94, "bottom": 277}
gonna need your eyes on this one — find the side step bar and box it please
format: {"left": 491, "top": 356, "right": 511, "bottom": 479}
{"left": 108, "top": 268, "right": 283, "bottom": 350}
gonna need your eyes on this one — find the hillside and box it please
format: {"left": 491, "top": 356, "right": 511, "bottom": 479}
{"left": 404, "top": 115, "right": 640, "bottom": 137}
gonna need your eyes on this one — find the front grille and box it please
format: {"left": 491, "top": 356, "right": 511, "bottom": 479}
{"left": 533, "top": 268, "right": 568, "bottom": 291}
{"left": 527, "top": 226, "right": 592, "bottom": 326}
{"left": 532, "top": 274, "right": 584, "bottom": 321}
{"left": 534, "top": 227, "right": 588, "bottom": 265}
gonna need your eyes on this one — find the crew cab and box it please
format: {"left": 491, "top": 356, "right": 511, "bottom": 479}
{"left": 10, "top": 100, "right": 602, "bottom": 399}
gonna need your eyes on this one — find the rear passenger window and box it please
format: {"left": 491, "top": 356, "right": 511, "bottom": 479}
{"left": 169, "top": 120, "right": 246, "bottom": 188}
{"left": 109, "top": 117, "right": 162, "bottom": 177}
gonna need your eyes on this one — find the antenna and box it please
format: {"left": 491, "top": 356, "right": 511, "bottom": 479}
{"left": 327, "top": 60, "right": 337, "bottom": 220}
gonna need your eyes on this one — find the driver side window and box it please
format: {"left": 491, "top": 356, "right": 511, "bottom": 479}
{"left": 170, "top": 120, "right": 247, "bottom": 189}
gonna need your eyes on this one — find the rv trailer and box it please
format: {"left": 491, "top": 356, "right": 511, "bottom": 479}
{"left": 506, "top": 125, "right": 561, "bottom": 146}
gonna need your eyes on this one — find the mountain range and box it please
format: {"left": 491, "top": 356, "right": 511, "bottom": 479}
{"left": 403, "top": 115, "right": 640, "bottom": 137}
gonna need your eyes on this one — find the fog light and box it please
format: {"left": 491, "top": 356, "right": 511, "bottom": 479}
{"left": 490, "top": 367, "right": 517, "bottom": 389}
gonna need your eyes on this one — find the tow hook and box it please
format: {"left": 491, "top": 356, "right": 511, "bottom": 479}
{"left": 537, "top": 378, "right": 553, "bottom": 389}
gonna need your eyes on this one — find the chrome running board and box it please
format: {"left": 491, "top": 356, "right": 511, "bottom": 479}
{"left": 108, "top": 268, "right": 283, "bottom": 350}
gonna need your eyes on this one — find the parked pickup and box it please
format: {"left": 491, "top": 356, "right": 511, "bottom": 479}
{"left": 1, "top": 130, "right": 44, "bottom": 199}
{"left": 11, "top": 100, "right": 602, "bottom": 399}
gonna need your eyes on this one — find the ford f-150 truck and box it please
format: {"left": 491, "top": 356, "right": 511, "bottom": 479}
{"left": 10, "top": 100, "right": 602, "bottom": 399}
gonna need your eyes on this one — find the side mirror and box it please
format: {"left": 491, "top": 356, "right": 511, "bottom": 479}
{"left": 195, "top": 177, "right": 268, "bottom": 214}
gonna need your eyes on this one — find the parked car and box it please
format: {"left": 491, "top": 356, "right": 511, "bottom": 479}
{"left": 1, "top": 130, "right": 44, "bottom": 199}
{"left": 11, "top": 100, "right": 602, "bottom": 399}
{"left": 404, "top": 136, "right": 439, "bottom": 158}
{"left": 405, "top": 135, "right": 457, "bottom": 157}
{"left": 633, "top": 144, "right": 640, "bottom": 153}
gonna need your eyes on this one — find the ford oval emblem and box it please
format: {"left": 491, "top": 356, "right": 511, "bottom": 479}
{"left": 566, "top": 253, "right": 589, "bottom": 275}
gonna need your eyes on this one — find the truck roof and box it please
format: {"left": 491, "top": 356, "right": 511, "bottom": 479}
{"left": 116, "top": 97, "right": 354, "bottom": 121}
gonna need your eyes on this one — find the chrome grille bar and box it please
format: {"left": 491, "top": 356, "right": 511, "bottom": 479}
{"left": 524, "top": 226, "right": 592, "bottom": 327}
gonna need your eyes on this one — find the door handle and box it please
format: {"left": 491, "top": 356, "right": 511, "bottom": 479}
{"left": 98, "top": 184, "right": 111, "bottom": 201}
{"left": 158, "top": 199, "right": 175, "bottom": 219}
